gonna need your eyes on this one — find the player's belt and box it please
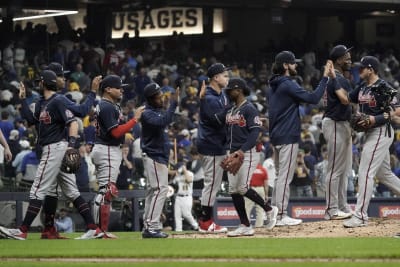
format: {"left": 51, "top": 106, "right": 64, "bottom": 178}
{"left": 177, "top": 194, "right": 189, "bottom": 197}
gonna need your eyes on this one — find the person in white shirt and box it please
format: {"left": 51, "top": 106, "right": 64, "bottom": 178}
{"left": 55, "top": 208, "right": 74, "bottom": 233}
{"left": 173, "top": 165, "right": 199, "bottom": 232}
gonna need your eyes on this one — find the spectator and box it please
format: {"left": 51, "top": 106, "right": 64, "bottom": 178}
{"left": 12, "top": 140, "right": 31, "bottom": 186}
{"left": 0, "top": 111, "right": 14, "bottom": 141}
{"left": 116, "top": 144, "right": 134, "bottom": 190}
{"left": 292, "top": 150, "right": 313, "bottom": 197}
{"left": 55, "top": 208, "right": 74, "bottom": 233}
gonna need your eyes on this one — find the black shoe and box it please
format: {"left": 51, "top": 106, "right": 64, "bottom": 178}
{"left": 142, "top": 229, "right": 169, "bottom": 238}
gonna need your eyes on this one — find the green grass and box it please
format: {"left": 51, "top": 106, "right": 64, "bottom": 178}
{"left": 1, "top": 232, "right": 400, "bottom": 266}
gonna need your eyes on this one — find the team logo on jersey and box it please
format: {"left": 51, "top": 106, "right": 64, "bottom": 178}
{"left": 65, "top": 109, "right": 74, "bottom": 119}
{"left": 358, "top": 91, "right": 376, "bottom": 107}
{"left": 39, "top": 111, "right": 51, "bottom": 124}
{"left": 226, "top": 113, "right": 246, "bottom": 127}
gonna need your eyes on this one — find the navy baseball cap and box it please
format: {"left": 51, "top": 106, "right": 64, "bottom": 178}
{"left": 329, "top": 45, "right": 353, "bottom": 61}
{"left": 36, "top": 70, "right": 57, "bottom": 87}
{"left": 359, "top": 56, "right": 380, "bottom": 72}
{"left": 207, "top": 63, "right": 230, "bottom": 78}
{"left": 46, "top": 62, "right": 70, "bottom": 77}
{"left": 224, "top": 78, "right": 250, "bottom": 96}
{"left": 275, "top": 51, "right": 299, "bottom": 65}
{"left": 144, "top": 83, "right": 161, "bottom": 98}
{"left": 100, "top": 75, "right": 128, "bottom": 91}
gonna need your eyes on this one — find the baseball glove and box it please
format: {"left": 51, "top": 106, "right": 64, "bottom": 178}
{"left": 350, "top": 112, "right": 371, "bottom": 132}
{"left": 220, "top": 151, "right": 244, "bottom": 175}
{"left": 61, "top": 149, "right": 81, "bottom": 173}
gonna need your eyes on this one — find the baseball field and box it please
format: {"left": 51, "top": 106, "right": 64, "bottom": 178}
{"left": 1, "top": 219, "right": 400, "bottom": 267}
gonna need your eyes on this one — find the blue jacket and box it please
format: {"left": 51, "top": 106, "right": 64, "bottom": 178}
{"left": 141, "top": 101, "right": 177, "bottom": 165}
{"left": 197, "top": 87, "right": 229, "bottom": 155}
{"left": 268, "top": 75, "right": 328, "bottom": 145}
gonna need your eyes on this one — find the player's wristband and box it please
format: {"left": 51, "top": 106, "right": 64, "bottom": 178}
{"left": 374, "top": 114, "right": 388, "bottom": 125}
{"left": 68, "top": 136, "right": 80, "bottom": 149}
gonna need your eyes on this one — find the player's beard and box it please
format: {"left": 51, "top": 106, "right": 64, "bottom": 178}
{"left": 289, "top": 68, "right": 297, "bottom": 76}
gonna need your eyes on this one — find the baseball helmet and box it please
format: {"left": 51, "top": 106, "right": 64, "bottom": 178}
{"left": 46, "top": 62, "right": 70, "bottom": 77}
{"left": 359, "top": 56, "right": 380, "bottom": 73}
{"left": 35, "top": 70, "right": 57, "bottom": 90}
{"left": 329, "top": 45, "right": 352, "bottom": 61}
{"left": 144, "top": 83, "right": 161, "bottom": 99}
{"left": 224, "top": 77, "right": 250, "bottom": 96}
{"left": 99, "top": 75, "right": 127, "bottom": 94}
{"left": 207, "top": 63, "right": 230, "bottom": 78}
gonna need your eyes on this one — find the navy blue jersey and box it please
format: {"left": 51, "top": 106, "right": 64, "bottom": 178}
{"left": 140, "top": 101, "right": 177, "bottom": 165}
{"left": 30, "top": 94, "right": 77, "bottom": 146}
{"left": 197, "top": 86, "right": 229, "bottom": 155}
{"left": 226, "top": 101, "right": 262, "bottom": 152}
{"left": 323, "top": 71, "right": 352, "bottom": 121}
{"left": 94, "top": 99, "right": 125, "bottom": 146}
{"left": 268, "top": 75, "right": 328, "bottom": 145}
{"left": 349, "top": 78, "right": 399, "bottom": 127}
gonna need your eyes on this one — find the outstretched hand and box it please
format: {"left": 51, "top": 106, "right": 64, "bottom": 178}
{"left": 199, "top": 80, "right": 206, "bottom": 99}
{"left": 134, "top": 106, "right": 145, "bottom": 121}
{"left": 91, "top": 75, "right": 102, "bottom": 93}
{"left": 324, "top": 60, "right": 336, "bottom": 78}
{"left": 19, "top": 81, "right": 26, "bottom": 99}
{"left": 172, "top": 87, "right": 180, "bottom": 103}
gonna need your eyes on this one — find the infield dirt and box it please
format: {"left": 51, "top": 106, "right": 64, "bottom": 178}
{"left": 171, "top": 218, "right": 399, "bottom": 238}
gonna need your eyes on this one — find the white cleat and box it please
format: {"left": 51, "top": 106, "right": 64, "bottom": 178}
{"left": 265, "top": 206, "right": 279, "bottom": 230}
{"left": 276, "top": 216, "right": 302, "bottom": 226}
{"left": 227, "top": 224, "right": 254, "bottom": 237}
{"left": 343, "top": 216, "right": 367, "bottom": 228}
{"left": 75, "top": 227, "right": 104, "bottom": 240}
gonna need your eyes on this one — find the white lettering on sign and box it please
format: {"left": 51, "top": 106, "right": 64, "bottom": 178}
{"left": 112, "top": 7, "right": 203, "bottom": 38}
{"left": 217, "top": 206, "right": 239, "bottom": 220}
{"left": 380, "top": 206, "right": 400, "bottom": 218}
{"left": 292, "top": 206, "right": 325, "bottom": 219}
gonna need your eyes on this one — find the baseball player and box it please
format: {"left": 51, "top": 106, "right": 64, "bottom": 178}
{"left": 244, "top": 158, "right": 269, "bottom": 228}
{"left": 217, "top": 78, "right": 278, "bottom": 237}
{"left": 322, "top": 45, "right": 353, "bottom": 220}
{"left": 268, "top": 51, "right": 335, "bottom": 226}
{"left": 141, "top": 82, "right": 178, "bottom": 238}
{"left": 173, "top": 165, "right": 199, "bottom": 232}
{"left": 91, "top": 74, "right": 144, "bottom": 238}
{"left": 0, "top": 70, "right": 103, "bottom": 240}
{"left": 344, "top": 56, "right": 400, "bottom": 227}
{"left": 39, "top": 62, "right": 100, "bottom": 239}
{"left": 197, "top": 63, "right": 230, "bottom": 233}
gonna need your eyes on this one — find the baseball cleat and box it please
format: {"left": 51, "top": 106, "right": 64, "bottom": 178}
{"left": 41, "top": 227, "right": 68, "bottom": 239}
{"left": 343, "top": 216, "right": 367, "bottom": 228}
{"left": 324, "top": 210, "right": 352, "bottom": 220}
{"left": 0, "top": 226, "right": 27, "bottom": 240}
{"left": 265, "top": 206, "right": 279, "bottom": 229}
{"left": 198, "top": 219, "right": 228, "bottom": 233}
{"left": 75, "top": 227, "right": 104, "bottom": 240}
{"left": 142, "top": 229, "right": 169, "bottom": 238}
{"left": 102, "top": 231, "right": 118, "bottom": 239}
{"left": 393, "top": 233, "right": 400, "bottom": 238}
{"left": 227, "top": 224, "right": 254, "bottom": 237}
{"left": 276, "top": 216, "right": 302, "bottom": 226}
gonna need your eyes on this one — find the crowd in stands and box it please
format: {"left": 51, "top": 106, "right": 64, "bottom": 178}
{"left": 1, "top": 21, "right": 400, "bottom": 200}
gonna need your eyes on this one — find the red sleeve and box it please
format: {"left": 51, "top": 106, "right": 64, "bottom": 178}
{"left": 110, "top": 118, "right": 137, "bottom": 139}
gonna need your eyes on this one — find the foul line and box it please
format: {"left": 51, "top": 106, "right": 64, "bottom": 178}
{"left": 2, "top": 258, "right": 400, "bottom": 263}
